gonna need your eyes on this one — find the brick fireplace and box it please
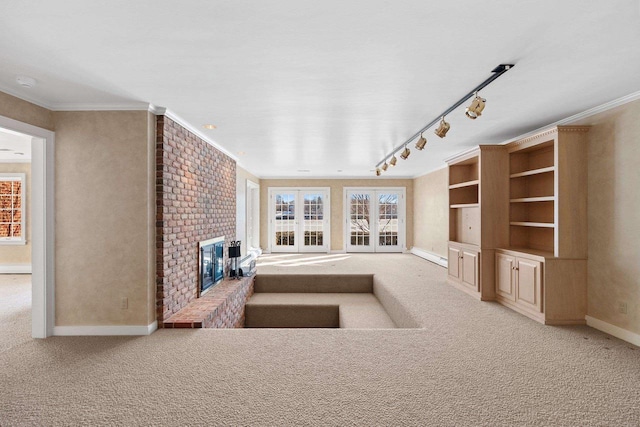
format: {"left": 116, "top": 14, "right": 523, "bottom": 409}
{"left": 156, "top": 116, "right": 237, "bottom": 326}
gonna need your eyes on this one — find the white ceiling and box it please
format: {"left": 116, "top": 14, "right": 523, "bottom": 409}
{"left": 0, "top": 1, "right": 639, "bottom": 177}
{"left": 0, "top": 128, "right": 31, "bottom": 161}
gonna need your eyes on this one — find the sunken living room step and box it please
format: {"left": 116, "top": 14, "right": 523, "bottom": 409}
{"left": 246, "top": 273, "right": 396, "bottom": 329}
{"left": 254, "top": 273, "right": 373, "bottom": 293}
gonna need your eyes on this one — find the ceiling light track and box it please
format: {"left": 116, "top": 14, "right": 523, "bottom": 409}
{"left": 375, "top": 63, "right": 514, "bottom": 170}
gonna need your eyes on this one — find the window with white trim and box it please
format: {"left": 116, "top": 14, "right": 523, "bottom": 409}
{"left": 0, "top": 174, "right": 26, "bottom": 244}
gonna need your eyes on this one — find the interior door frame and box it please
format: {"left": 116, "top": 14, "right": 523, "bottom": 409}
{"left": 267, "top": 187, "right": 330, "bottom": 253}
{"left": 246, "top": 179, "right": 260, "bottom": 251}
{"left": 0, "top": 115, "right": 55, "bottom": 338}
{"left": 344, "top": 187, "right": 406, "bottom": 253}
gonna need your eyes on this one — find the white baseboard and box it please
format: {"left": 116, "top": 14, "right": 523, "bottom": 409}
{"left": 0, "top": 264, "right": 32, "bottom": 274}
{"left": 586, "top": 315, "right": 640, "bottom": 347}
{"left": 53, "top": 321, "right": 158, "bottom": 336}
{"left": 410, "top": 247, "right": 448, "bottom": 268}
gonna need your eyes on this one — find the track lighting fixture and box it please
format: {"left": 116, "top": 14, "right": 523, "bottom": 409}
{"left": 415, "top": 133, "right": 427, "bottom": 150}
{"left": 373, "top": 64, "right": 514, "bottom": 175}
{"left": 381, "top": 162, "right": 389, "bottom": 171}
{"left": 434, "top": 117, "right": 450, "bottom": 138}
{"left": 375, "top": 168, "right": 381, "bottom": 176}
{"left": 465, "top": 92, "right": 486, "bottom": 119}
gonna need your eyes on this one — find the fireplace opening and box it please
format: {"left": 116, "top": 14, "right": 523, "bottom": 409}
{"left": 199, "top": 237, "right": 224, "bottom": 295}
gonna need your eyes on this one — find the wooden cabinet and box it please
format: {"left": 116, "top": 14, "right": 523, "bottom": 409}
{"left": 447, "top": 242, "right": 479, "bottom": 294}
{"left": 448, "top": 245, "right": 461, "bottom": 280}
{"left": 461, "top": 248, "right": 479, "bottom": 291}
{"left": 515, "top": 257, "right": 542, "bottom": 314}
{"left": 495, "top": 252, "right": 516, "bottom": 301}
{"left": 495, "top": 251, "right": 542, "bottom": 319}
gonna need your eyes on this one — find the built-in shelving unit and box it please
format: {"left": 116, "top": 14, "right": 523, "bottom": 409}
{"left": 444, "top": 126, "right": 590, "bottom": 325}
{"left": 446, "top": 146, "right": 509, "bottom": 301}
{"left": 448, "top": 154, "right": 480, "bottom": 245}
{"left": 496, "top": 125, "right": 590, "bottom": 325}
{"left": 507, "top": 139, "right": 557, "bottom": 254}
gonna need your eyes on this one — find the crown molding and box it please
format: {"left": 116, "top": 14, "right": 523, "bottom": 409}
{"left": 443, "top": 146, "right": 479, "bottom": 164}
{"left": 0, "top": 83, "right": 54, "bottom": 110}
{"left": 412, "top": 163, "right": 448, "bottom": 179}
{"left": 51, "top": 102, "right": 153, "bottom": 111}
{"left": 259, "top": 175, "right": 415, "bottom": 180}
{"left": 498, "top": 91, "right": 640, "bottom": 146}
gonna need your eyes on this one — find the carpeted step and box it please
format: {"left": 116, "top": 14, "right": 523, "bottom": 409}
{"left": 245, "top": 293, "right": 396, "bottom": 329}
{"left": 338, "top": 305, "right": 396, "bottom": 329}
{"left": 372, "top": 275, "right": 421, "bottom": 328}
{"left": 254, "top": 274, "right": 373, "bottom": 293}
{"left": 245, "top": 303, "right": 339, "bottom": 328}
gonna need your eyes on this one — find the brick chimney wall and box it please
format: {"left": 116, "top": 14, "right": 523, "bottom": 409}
{"left": 156, "top": 116, "right": 236, "bottom": 325}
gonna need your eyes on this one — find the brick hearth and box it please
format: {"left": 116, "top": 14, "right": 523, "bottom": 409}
{"left": 163, "top": 276, "right": 255, "bottom": 328}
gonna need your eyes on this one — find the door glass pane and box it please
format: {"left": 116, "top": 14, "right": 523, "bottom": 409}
{"left": 274, "top": 193, "right": 295, "bottom": 247}
{"left": 303, "top": 193, "right": 323, "bottom": 246}
{"left": 349, "top": 193, "right": 370, "bottom": 246}
{"left": 378, "top": 193, "right": 398, "bottom": 246}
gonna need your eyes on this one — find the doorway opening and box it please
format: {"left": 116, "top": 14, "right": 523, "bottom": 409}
{"left": 0, "top": 116, "right": 54, "bottom": 339}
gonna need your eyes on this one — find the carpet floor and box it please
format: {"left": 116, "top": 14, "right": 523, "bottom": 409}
{"left": 1, "top": 254, "right": 639, "bottom": 426}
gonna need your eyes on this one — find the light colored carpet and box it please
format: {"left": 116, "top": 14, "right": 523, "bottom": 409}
{"left": 0, "top": 274, "right": 32, "bottom": 353}
{"left": 1, "top": 255, "right": 640, "bottom": 426}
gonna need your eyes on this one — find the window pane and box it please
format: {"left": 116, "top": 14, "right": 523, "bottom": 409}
{"left": 0, "top": 177, "right": 24, "bottom": 241}
{"left": 0, "top": 223, "right": 9, "bottom": 238}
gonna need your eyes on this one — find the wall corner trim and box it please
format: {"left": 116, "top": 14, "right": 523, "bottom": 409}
{"left": 585, "top": 315, "right": 640, "bottom": 347}
{"left": 53, "top": 321, "right": 158, "bottom": 336}
{"left": 410, "top": 247, "right": 448, "bottom": 268}
{"left": 0, "top": 264, "right": 32, "bottom": 274}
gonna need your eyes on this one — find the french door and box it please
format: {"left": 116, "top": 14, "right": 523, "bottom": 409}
{"left": 345, "top": 188, "right": 405, "bottom": 253}
{"left": 268, "top": 188, "right": 330, "bottom": 253}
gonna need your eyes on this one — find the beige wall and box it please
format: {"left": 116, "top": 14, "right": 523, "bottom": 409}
{"left": 260, "top": 179, "right": 413, "bottom": 251}
{"left": 236, "top": 166, "right": 260, "bottom": 256}
{"left": 0, "top": 163, "right": 31, "bottom": 265}
{"left": 571, "top": 100, "right": 640, "bottom": 335}
{"left": 412, "top": 166, "right": 449, "bottom": 258}
{"left": 0, "top": 91, "right": 54, "bottom": 131}
{"left": 54, "top": 111, "right": 155, "bottom": 326}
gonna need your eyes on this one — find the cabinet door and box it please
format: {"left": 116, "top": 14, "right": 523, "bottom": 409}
{"left": 448, "top": 245, "right": 461, "bottom": 280}
{"left": 515, "top": 258, "right": 543, "bottom": 313}
{"left": 461, "top": 249, "right": 479, "bottom": 291}
{"left": 495, "top": 253, "right": 516, "bottom": 301}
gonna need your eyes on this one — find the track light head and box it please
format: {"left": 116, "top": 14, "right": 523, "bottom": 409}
{"left": 465, "top": 93, "right": 486, "bottom": 119}
{"left": 400, "top": 146, "right": 411, "bottom": 160}
{"left": 415, "top": 133, "right": 427, "bottom": 150}
{"left": 375, "top": 168, "right": 381, "bottom": 176}
{"left": 381, "top": 162, "right": 389, "bottom": 171}
{"left": 389, "top": 155, "right": 397, "bottom": 166}
{"left": 434, "top": 117, "right": 450, "bottom": 138}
